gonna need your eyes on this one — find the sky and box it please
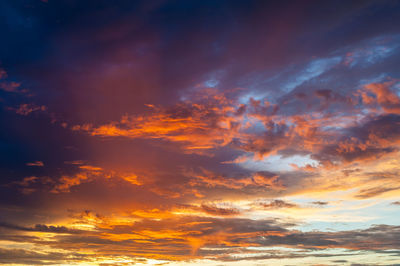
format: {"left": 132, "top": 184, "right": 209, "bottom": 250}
{"left": 1, "top": 0, "right": 400, "bottom": 265}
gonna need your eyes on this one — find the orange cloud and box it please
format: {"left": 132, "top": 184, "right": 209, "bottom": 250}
{"left": 51, "top": 172, "right": 91, "bottom": 193}
{"left": 12, "top": 103, "right": 47, "bottom": 116}
{"left": 2, "top": 211, "right": 398, "bottom": 264}
{"left": 40, "top": 166, "right": 143, "bottom": 193}
{"left": 26, "top": 161, "right": 44, "bottom": 167}
{"left": 68, "top": 82, "right": 400, "bottom": 169}
{"left": 0, "top": 81, "right": 21, "bottom": 92}
{"left": 74, "top": 90, "right": 247, "bottom": 153}
{"left": 362, "top": 81, "right": 400, "bottom": 113}
{"left": 187, "top": 168, "right": 285, "bottom": 192}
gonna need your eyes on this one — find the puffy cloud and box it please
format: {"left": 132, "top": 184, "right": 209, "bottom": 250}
{"left": 73, "top": 79, "right": 400, "bottom": 169}
{"left": 316, "top": 113, "right": 400, "bottom": 165}
{"left": 359, "top": 81, "right": 400, "bottom": 114}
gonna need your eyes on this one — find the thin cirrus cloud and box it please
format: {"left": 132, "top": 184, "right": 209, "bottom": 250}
{"left": 1, "top": 0, "right": 400, "bottom": 265}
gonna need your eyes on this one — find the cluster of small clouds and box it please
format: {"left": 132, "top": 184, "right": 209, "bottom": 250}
{"left": 0, "top": 68, "right": 26, "bottom": 94}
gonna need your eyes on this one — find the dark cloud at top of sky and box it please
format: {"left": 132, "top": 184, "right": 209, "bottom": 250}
{"left": 1, "top": 0, "right": 399, "bottom": 122}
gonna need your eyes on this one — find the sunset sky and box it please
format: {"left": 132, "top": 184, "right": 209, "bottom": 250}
{"left": 1, "top": 0, "right": 400, "bottom": 265}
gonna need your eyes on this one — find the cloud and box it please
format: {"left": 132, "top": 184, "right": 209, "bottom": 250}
{"left": 0, "top": 248, "right": 86, "bottom": 265}
{"left": 69, "top": 77, "right": 400, "bottom": 170}
{"left": 1, "top": 213, "right": 399, "bottom": 263}
{"left": 0, "top": 81, "right": 21, "bottom": 92}
{"left": 187, "top": 168, "right": 285, "bottom": 192}
{"left": 50, "top": 173, "right": 91, "bottom": 193}
{"left": 11, "top": 165, "right": 145, "bottom": 195}
{"left": 26, "top": 161, "right": 44, "bottom": 167}
{"left": 316, "top": 113, "right": 400, "bottom": 165}
{"left": 200, "top": 203, "right": 240, "bottom": 216}
{"left": 10, "top": 176, "right": 53, "bottom": 195}
{"left": 355, "top": 186, "right": 400, "bottom": 199}
{"left": 10, "top": 103, "right": 47, "bottom": 116}
{"left": 78, "top": 165, "right": 103, "bottom": 171}
{"left": 74, "top": 89, "right": 246, "bottom": 154}
{"left": 311, "top": 201, "right": 329, "bottom": 206}
{"left": 0, "top": 221, "right": 82, "bottom": 234}
{"left": 359, "top": 80, "right": 400, "bottom": 114}
{"left": 256, "top": 200, "right": 298, "bottom": 210}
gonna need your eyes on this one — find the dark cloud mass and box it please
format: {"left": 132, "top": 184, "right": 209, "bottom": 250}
{"left": 1, "top": 0, "right": 400, "bottom": 265}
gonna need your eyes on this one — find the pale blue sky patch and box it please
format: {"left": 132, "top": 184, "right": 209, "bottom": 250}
{"left": 238, "top": 154, "right": 318, "bottom": 172}
{"left": 282, "top": 56, "right": 342, "bottom": 93}
{"left": 204, "top": 79, "right": 219, "bottom": 88}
